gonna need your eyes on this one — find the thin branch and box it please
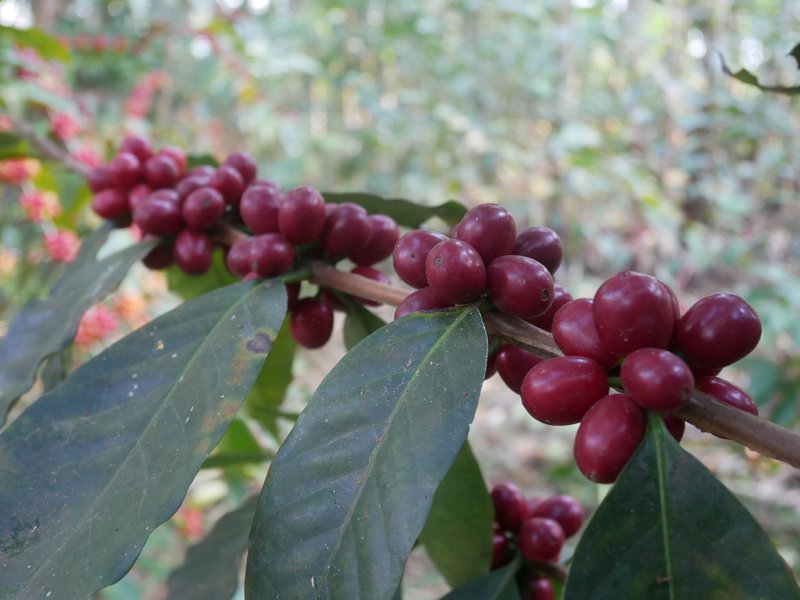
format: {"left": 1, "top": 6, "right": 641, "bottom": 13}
{"left": 7, "top": 117, "right": 91, "bottom": 177}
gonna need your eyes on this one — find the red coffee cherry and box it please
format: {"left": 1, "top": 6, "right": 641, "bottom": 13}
{"left": 521, "top": 356, "right": 609, "bottom": 425}
{"left": 674, "top": 293, "right": 761, "bottom": 370}
{"left": 108, "top": 152, "right": 142, "bottom": 189}
{"left": 290, "top": 297, "right": 334, "bottom": 349}
{"left": 531, "top": 495, "right": 584, "bottom": 538}
{"left": 495, "top": 344, "right": 542, "bottom": 394}
{"left": 157, "top": 146, "right": 187, "bottom": 174}
{"left": 394, "top": 287, "right": 449, "bottom": 319}
{"left": 285, "top": 282, "right": 301, "bottom": 311}
{"left": 392, "top": 229, "right": 448, "bottom": 288}
{"left": 487, "top": 255, "right": 554, "bottom": 319}
{"left": 320, "top": 202, "right": 372, "bottom": 258}
{"left": 189, "top": 164, "right": 215, "bottom": 178}
{"left": 182, "top": 187, "right": 225, "bottom": 231}
{"left": 211, "top": 165, "right": 246, "bottom": 206}
{"left": 551, "top": 298, "right": 618, "bottom": 370}
{"left": 226, "top": 237, "right": 254, "bottom": 277}
{"left": 350, "top": 214, "right": 400, "bottom": 266}
{"left": 87, "top": 166, "right": 113, "bottom": 193}
{"left": 119, "top": 135, "right": 152, "bottom": 163}
{"left": 621, "top": 348, "right": 694, "bottom": 412}
{"left": 513, "top": 226, "right": 563, "bottom": 274}
{"left": 144, "top": 154, "right": 180, "bottom": 189}
{"left": 663, "top": 416, "right": 686, "bottom": 442}
{"left": 593, "top": 271, "right": 676, "bottom": 356}
{"left": 91, "top": 188, "right": 129, "bottom": 220}
{"left": 696, "top": 376, "right": 758, "bottom": 416}
{"left": 491, "top": 482, "right": 528, "bottom": 532}
{"left": 173, "top": 230, "right": 213, "bottom": 275}
{"left": 455, "top": 203, "right": 516, "bottom": 265}
{"left": 528, "top": 577, "right": 554, "bottom": 600}
{"left": 491, "top": 533, "right": 514, "bottom": 570}
{"left": 249, "top": 233, "right": 295, "bottom": 278}
{"left": 142, "top": 243, "right": 174, "bottom": 270}
{"left": 241, "top": 181, "right": 284, "bottom": 235}
{"left": 127, "top": 184, "right": 152, "bottom": 213}
{"left": 518, "top": 517, "right": 564, "bottom": 562}
{"left": 175, "top": 173, "right": 213, "bottom": 201}
{"left": 574, "top": 394, "right": 646, "bottom": 484}
{"left": 350, "top": 266, "right": 391, "bottom": 306}
{"left": 223, "top": 151, "right": 257, "bottom": 184}
{"left": 485, "top": 351, "right": 498, "bottom": 379}
{"left": 278, "top": 186, "right": 326, "bottom": 244}
{"left": 426, "top": 239, "right": 486, "bottom": 305}
{"left": 526, "top": 284, "right": 572, "bottom": 332}
{"left": 132, "top": 190, "right": 183, "bottom": 236}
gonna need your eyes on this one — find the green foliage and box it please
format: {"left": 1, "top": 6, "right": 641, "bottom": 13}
{"left": 341, "top": 296, "right": 387, "bottom": 350}
{"left": 564, "top": 415, "right": 800, "bottom": 600}
{"left": 0, "top": 25, "right": 70, "bottom": 62}
{"left": 324, "top": 192, "right": 467, "bottom": 227}
{"left": 0, "top": 132, "right": 34, "bottom": 160}
{"left": 0, "top": 280, "right": 285, "bottom": 599}
{"left": 440, "top": 560, "right": 521, "bottom": 600}
{"left": 245, "top": 307, "right": 488, "bottom": 599}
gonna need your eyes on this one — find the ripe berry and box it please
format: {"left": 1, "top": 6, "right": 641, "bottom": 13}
{"left": 521, "top": 356, "right": 609, "bottom": 425}
{"left": 320, "top": 202, "right": 372, "bottom": 258}
{"left": 108, "top": 152, "right": 142, "bottom": 189}
{"left": 239, "top": 181, "right": 283, "bottom": 234}
{"left": 491, "top": 482, "right": 528, "bottom": 532}
{"left": 290, "top": 297, "right": 334, "bottom": 349}
{"left": 189, "top": 164, "right": 216, "bottom": 178}
{"left": 350, "top": 266, "right": 391, "bottom": 306}
{"left": 518, "top": 517, "right": 564, "bottom": 562}
{"left": 87, "top": 166, "right": 113, "bottom": 193}
{"left": 426, "top": 239, "right": 486, "bottom": 305}
{"left": 285, "top": 282, "right": 301, "bottom": 311}
{"left": 487, "top": 255, "right": 554, "bottom": 319}
{"left": 157, "top": 146, "right": 187, "bottom": 174}
{"left": 226, "top": 237, "right": 254, "bottom": 277}
{"left": 127, "top": 184, "right": 152, "bottom": 213}
{"left": 531, "top": 495, "right": 584, "bottom": 538}
{"left": 182, "top": 187, "right": 225, "bottom": 231}
{"left": 394, "top": 287, "right": 449, "bottom": 319}
{"left": 350, "top": 214, "right": 400, "bottom": 266}
{"left": 485, "top": 351, "right": 498, "bottom": 379}
{"left": 696, "top": 376, "right": 758, "bottom": 416}
{"left": 574, "top": 394, "right": 646, "bottom": 484}
{"left": 142, "top": 243, "right": 174, "bottom": 270}
{"left": 248, "top": 233, "right": 294, "bottom": 278}
{"left": 495, "top": 344, "right": 542, "bottom": 394}
{"left": 527, "top": 284, "right": 572, "bottom": 332}
{"left": 91, "top": 188, "right": 129, "bottom": 220}
{"left": 223, "top": 151, "right": 257, "bottom": 184}
{"left": 279, "top": 186, "right": 326, "bottom": 244}
{"left": 392, "top": 229, "right": 448, "bottom": 288}
{"left": 491, "top": 533, "right": 513, "bottom": 570}
{"left": 133, "top": 190, "right": 183, "bottom": 236}
{"left": 663, "top": 416, "right": 686, "bottom": 442}
{"left": 621, "top": 348, "right": 694, "bottom": 412}
{"left": 593, "top": 271, "right": 676, "bottom": 356}
{"left": 119, "top": 135, "right": 152, "bottom": 163}
{"left": 211, "top": 165, "right": 246, "bottom": 206}
{"left": 173, "top": 230, "right": 213, "bottom": 275}
{"left": 528, "top": 577, "right": 554, "bottom": 600}
{"left": 175, "top": 173, "right": 213, "bottom": 201}
{"left": 144, "top": 154, "right": 180, "bottom": 189}
{"left": 674, "top": 293, "right": 761, "bottom": 370}
{"left": 551, "top": 298, "right": 618, "bottom": 370}
{"left": 455, "top": 203, "right": 516, "bottom": 265}
{"left": 513, "top": 227, "right": 563, "bottom": 274}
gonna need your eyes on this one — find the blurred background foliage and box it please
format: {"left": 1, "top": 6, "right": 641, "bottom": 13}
{"left": 2, "top": 0, "right": 800, "bottom": 597}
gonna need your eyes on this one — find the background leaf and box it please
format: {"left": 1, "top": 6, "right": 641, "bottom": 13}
{"left": 720, "top": 53, "right": 800, "bottom": 95}
{"left": 202, "top": 418, "right": 271, "bottom": 469}
{"left": 165, "top": 495, "right": 259, "bottom": 600}
{"left": 0, "top": 132, "right": 34, "bottom": 160}
{"left": 563, "top": 416, "right": 800, "bottom": 600}
{"left": 342, "top": 298, "right": 387, "bottom": 350}
{"left": 0, "top": 280, "right": 286, "bottom": 599}
{"left": 0, "top": 237, "right": 153, "bottom": 421}
{"left": 0, "top": 25, "right": 70, "bottom": 61}
{"left": 439, "top": 560, "right": 521, "bottom": 600}
{"left": 420, "top": 441, "right": 494, "bottom": 588}
{"left": 245, "top": 307, "right": 487, "bottom": 600}
{"left": 166, "top": 249, "right": 238, "bottom": 300}
{"left": 323, "top": 192, "right": 467, "bottom": 227}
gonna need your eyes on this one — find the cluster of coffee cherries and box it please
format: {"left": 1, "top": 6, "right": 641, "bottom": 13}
{"left": 87, "top": 136, "right": 400, "bottom": 350}
{"left": 491, "top": 482, "right": 584, "bottom": 600}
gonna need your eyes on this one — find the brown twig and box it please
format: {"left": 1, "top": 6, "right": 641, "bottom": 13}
{"left": 7, "top": 117, "right": 91, "bottom": 178}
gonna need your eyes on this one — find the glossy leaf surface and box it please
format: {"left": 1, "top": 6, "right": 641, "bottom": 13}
{"left": 440, "top": 560, "right": 521, "bottom": 600}
{"left": 324, "top": 191, "right": 466, "bottom": 227}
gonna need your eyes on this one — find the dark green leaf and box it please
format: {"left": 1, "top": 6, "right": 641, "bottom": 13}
{"left": 323, "top": 192, "right": 467, "bottom": 227}
{"left": 246, "top": 307, "right": 487, "bottom": 599}
{"left": 440, "top": 559, "right": 521, "bottom": 600}
{"left": 38, "top": 349, "right": 69, "bottom": 393}
{"left": 203, "top": 418, "right": 270, "bottom": 469}
{"left": 244, "top": 316, "right": 296, "bottom": 439}
{"left": 166, "top": 249, "right": 238, "bottom": 300}
{"left": 0, "top": 25, "right": 70, "bottom": 61}
{"left": 165, "top": 496, "right": 259, "bottom": 600}
{"left": 342, "top": 299, "right": 387, "bottom": 350}
{"left": 563, "top": 415, "right": 800, "bottom": 600}
{"left": 0, "top": 280, "right": 286, "bottom": 599}
{"left": 789, "top": 42, "right": 800, "bottom": 70}
{"left": 420, "top": 441, "right": 494, "bottom": 587}
{"left": 0, "top": 131, "right": 34, "bottom": 159}
{"left": 720, "top": 54, "right": 800, "bottom": 95}
{"left": 0, "top": 238, "right": 154, "bottom": 422}
{"left": 186, "top": 154, "right": 219, "bottom": 169}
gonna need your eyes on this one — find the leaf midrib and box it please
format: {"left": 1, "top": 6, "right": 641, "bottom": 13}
{"left": 652, "top": 414, "right": 676, "bottom": 600}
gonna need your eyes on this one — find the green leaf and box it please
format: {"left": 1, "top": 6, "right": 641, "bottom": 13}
{"left": 0, "top": 131, "right": 34, "bottom": 159}
{"left": 38, "top": 349, "right": 70, "bottom": 393}
{"left": 563, "top": 415, "right": 800, "bottom": 600}
{"left": 203, "top": 418, "right": 270, "bottom": 469}
{"left": 166, "top": 249, "right": 238, "bottom": 300}
{"left": 420, "top": 441, "right": 494, "bottom": 588}
{"left": 245, "top": 307, "right": 488, "bottom": 599}
{"left": 244, "top": 316, "right": 296, "bottom": 440}
{"left": 0, "top": 280, "right": 286, "bottom": 599}
{"left": 323, "top": 192, "right": 467, "bottom": 227}
{"left": 0, "top": 25, "right": 70, "bottom": 61}
{"left": 165, "top": 496, "right": 259, "bottom": 600}
{"left": 186, "top": 154, "right": 219, "bottom": 169}
{"left": 0, "top": 237, "right": 153, "bottom": 422}
{"left": 440, "top": 560, "right": 521, "bottom": 600}
{"left": 720, "top": 53, "right": 800, "bottom": 95}
{"left": 342, "top": 299, "right": 387, "bottom": 350}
